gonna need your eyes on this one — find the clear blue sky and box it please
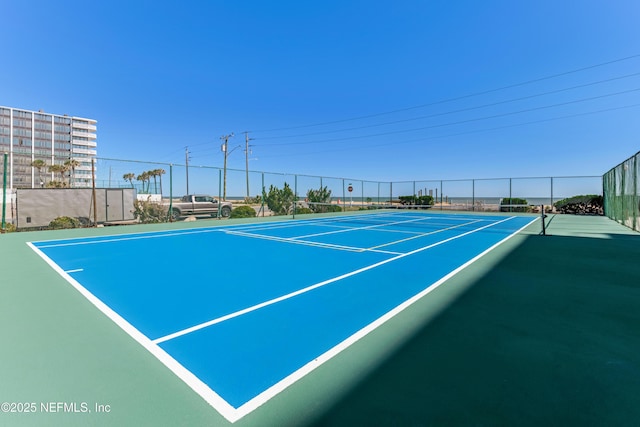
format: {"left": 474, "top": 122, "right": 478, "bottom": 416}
{"left": 2, "top": 1, "right": 640, "bottom": 184}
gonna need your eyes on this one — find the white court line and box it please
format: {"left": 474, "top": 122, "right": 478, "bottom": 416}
{"left": 287, "top": 215, "right": 435, "bottom": 240}
{"left": 223, "top": 229, "right": 402, "bottom": 255}
{"left": 302, "top": 222, "right": 422, "bottom": 234}
{"left": 27, "top": 242, "right": 239, "bottom": 422}
{"left": 220, "top": 212, "right": 397, "bottom": 233}
{"left": 225, "top": 212, "right": 459, "bottom": 243}
{"left": 229, "top": 215, "right": 537, "bottom": 422}
{"left": 153, "top": 216, "right": 517, "bottom": 345}
{"left": 227, "top": 216, "right": 487, "bottom": 255}
{"left": 35, "top": 214, "right": 402, "bottom": 248}
{"left": 28, "top": 214, "right": 537, "bottom": 423}
{"left": 35, "top": 228, "right": 221, "bottom": 248}
{"left": 367, "top": 219, "right": 483, "bottom": 250}
{"left": 34, "top": 211, "right": 494, "bottom": 249}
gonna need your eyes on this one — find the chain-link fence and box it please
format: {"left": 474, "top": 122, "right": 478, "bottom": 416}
{"left": 0, "top": 154, "right": 607, "bottom": 230}
{"left": 95, "top": 157, "right": 602, "bottom": 214}
{"left": 603, "top": 150, "right": 640, "bottom": 231}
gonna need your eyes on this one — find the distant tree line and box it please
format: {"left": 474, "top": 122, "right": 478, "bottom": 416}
{"left": 30, "top": 159, "right": 81, "bottom": 188}
{"left": 122, "top": 169, "right": 166, "bottom": 194}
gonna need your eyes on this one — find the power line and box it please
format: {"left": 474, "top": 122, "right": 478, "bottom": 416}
{"left": 249, "top": 53, "right": 640, "bottom": 133}
{"left": 255, "top": 87, "right": 640, "bottom": 147}
{"left": 255, "top": 71, "right": 640, "bottom": 141}
{"left": 255, "top": 102, "right": 640, "bottom": 159}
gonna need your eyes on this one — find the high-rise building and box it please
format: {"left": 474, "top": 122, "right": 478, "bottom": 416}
{"left": 0, "top": 106, "right": 97, "bottom": 189}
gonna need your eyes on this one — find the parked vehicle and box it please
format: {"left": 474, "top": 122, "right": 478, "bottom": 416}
{"left": 165, "top": 195, "right": 232, "bottom": 220}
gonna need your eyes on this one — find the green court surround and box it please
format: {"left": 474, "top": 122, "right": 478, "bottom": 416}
{"left": 1, "top": 213, "right": 639, "bottom": 426}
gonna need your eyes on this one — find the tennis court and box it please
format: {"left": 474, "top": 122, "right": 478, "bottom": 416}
{"left": 2, "top": 210, "right": 640, "bottom": 426}
{"left": 26, "top": 210, "right": 535, "bottom": 423}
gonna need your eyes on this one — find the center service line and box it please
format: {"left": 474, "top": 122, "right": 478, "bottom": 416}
{"left": 152, "top": 216, "right": 516, "bottom": 345}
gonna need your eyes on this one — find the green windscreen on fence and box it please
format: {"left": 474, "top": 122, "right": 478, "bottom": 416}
{"left": 603, "top": 150, "right": 640, "bottom": 231}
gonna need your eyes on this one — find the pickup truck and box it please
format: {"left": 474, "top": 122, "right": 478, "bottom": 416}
{"left": 166, "top": 195, "right": 232, "bottom": 220}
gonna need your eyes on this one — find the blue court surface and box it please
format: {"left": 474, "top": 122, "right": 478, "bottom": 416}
{"left": 28, "top": 211, "right": 536, "bottom": 422}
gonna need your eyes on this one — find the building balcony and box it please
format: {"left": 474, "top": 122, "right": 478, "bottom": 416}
{"left": 72, "top": 131, "right": 97, "bottom": 139}
{"left": 72, "top": 122, "right": 97, "bottom": 131}
{"left": 72, "top": 148, "right": 97, "bottom": 156}
{"left": 72, "top": 139, "right": 97, "bottom": 147}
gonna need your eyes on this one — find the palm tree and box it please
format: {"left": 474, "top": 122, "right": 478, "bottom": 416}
{"left": 137, "top": 171, "right": 150, "bottom": 193}
{"left": 48, "top": 164, "right": 67, "bottom": 187}
{"left": 148, "top": 169, "right": 166, "bottom": 194}
{"left": 147, "top": 169, "right": 159, "bottom": 194}
{"left": 156, "top": 168, "right": 166, "bottom": 195}
{"left": 64, "top": 159, "right": 80, "bottom": 187}
{"left": 30, "top": 159, "right": 47, "bottom": 188}
{"left": 123, "top": 173, "right": 135, "bottom": 188}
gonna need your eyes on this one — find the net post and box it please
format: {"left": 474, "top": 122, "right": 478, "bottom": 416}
{"left": 541, "top": 204, "right": 547, "bottom": 236}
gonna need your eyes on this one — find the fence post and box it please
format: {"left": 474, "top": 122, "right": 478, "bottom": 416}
{"left": 509, "top": 178, "right": 512, "bottom": 213}
{"left": 342, "top": 179, "right": 346, "bottom": 210}
{"left": 168, "top": 164, "right": 173, "bottom": 221}
{"left": 1, "top": 153, "right": 7, "bottom": 232}
{"left": 472, "top": 179, "right": 475, "bottom": 212}
{"left": 91, "top": 158, "right": 97, "bottom": 226}
{"left": 293, "top": 174, "right": 297, "bottom": 219}
{"left": 634, "top": 155, "right": 638, "bottom": 231}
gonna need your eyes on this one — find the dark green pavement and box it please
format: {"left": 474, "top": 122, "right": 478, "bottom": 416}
{"left": 310, "top": 214, "right": 640, "bottom": 426}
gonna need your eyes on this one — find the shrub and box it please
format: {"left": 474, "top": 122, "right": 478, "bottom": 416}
{"left": 231, "top": 205, "right": 257, "bottom": 218}
{"left": 295, "top": 207, "right": 313, "bottom": 214}
{"left": 263, "top": 183, "right": 295, "bottom": 215}
{"left": 133, "top": 199, "right": 168, "bottom": 223}
{"left": 553, "top": 195, "right": 603, "bottom": 215}
{"left": 46, "top": 180, "right": 67, "bottom": 188}
{"left": 307, "top": 186, "right": 333, "bottom": 213}
{"left": 398, "top": 195, "right": 434, "bottom": 208}
{"left": 49, "top": 216, "right": 82, "bottom": 229}
{"left": 500, "top": 197, "right": 529, "bottom": 212}
{"left": 244, "top": 195, "right": 262, "bottom": 204}
{"left": 1, "top": 222, "right": 16, "bottom": 233}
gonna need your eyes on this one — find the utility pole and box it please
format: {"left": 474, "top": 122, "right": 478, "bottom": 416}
{"left": 185, "top": 147, "right": 190, "bottom": 195}
{"left": 244, "top": 132, "right": 254, "bottom": 200}
{"left": 220, "top": 133, "right": 234, "bottom": 200}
